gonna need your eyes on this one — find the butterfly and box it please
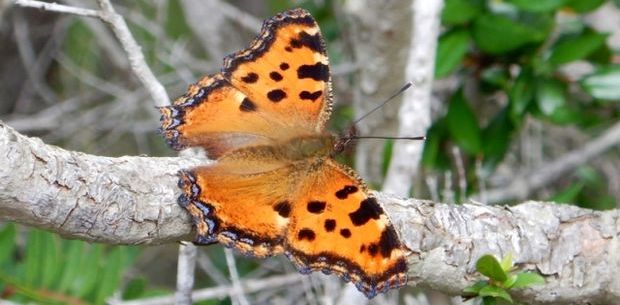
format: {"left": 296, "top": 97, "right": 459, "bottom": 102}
{"left": 159, "top": 8, "right": 407, "bottom": 298}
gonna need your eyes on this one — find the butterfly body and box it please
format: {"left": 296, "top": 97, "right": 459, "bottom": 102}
{"left": 160, "top": 8, "right": 408, "bottom": 298}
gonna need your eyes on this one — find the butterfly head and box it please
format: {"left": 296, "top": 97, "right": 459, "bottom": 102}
{"left": 331, "top": 124, "right": 358, "bottom": 157}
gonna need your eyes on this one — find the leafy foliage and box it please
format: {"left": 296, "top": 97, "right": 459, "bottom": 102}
{"left": 0, "top": 224, "right": 147, "bottom": 304}
{"left": 428, "top": 0, "right": 620, "bottom": 206}
{"left": 463, "top": 254, "right": 545, "bottom": 304}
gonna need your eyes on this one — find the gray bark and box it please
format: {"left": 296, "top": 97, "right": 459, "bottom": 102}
{"left": 1, "top": 121, "right": 618, "bottom": 305}
{"left": 343, "top": 1, "right": 413, "bottom": 185}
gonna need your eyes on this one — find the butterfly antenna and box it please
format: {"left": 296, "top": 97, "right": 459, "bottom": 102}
{"left": 354, "top": 135, "right": 426, "bottom": 140}
{"left": 351, "top": 82, "right": 412, "bottom": 126}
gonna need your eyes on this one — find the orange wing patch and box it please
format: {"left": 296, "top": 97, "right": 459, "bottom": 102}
{"left": 160, "top": 8, "right": 408, "bottom": 298}
{"left": 285, "top": 159, "right": 407, "bottom": 296}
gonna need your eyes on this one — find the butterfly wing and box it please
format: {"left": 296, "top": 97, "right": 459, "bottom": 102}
{"left": 160, "top": 8, "right": 332, "bottom": 157}
{"left": 285, "top": 159, "right": 408, "bottom": 298}
{"left": 178, "top": 155, "right": 300, "bottom": 257}
{"left": 223, "top": 8, "right": 332, "bottom": 133}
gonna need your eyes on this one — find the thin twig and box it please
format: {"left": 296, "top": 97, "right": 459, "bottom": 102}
{"left": 478, "top": 121, "right": 620, "bottom": 203}
{"left": 13, "top": 0, "right": 100, "bottom": 17}
{"left": 451, "top": 146, "right": 466, "bottom": 201}
{"left": 224, "top": 248, "right": 250, "bottom": 305}
{"left": 96, "top": 0, "right": 169, "bottom": 107}
{"left": 118, "top": 273, "right": 304, "bottom": 305}
{"left": 382, "top": 0, "right": 443, "bottom": 195}
{"left": 176, "top": 243, "right": 197, "bottom": 305}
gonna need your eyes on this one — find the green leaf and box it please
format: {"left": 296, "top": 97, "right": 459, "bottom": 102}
{"left": 94, "top": 247, "right": 127, "bottom": 304}
{"left": 581, "top": 66, "right": 620, "bottom": 100}
{"left": 446, "top": 89, "right": 482, "bottom": 154}
{"left": 503, "top": 274, "right": 518, "bottom": 289}
{"left": 24, "top": 229, "right": 44, "bottom": 286}
{"left": 40, "top": 233, "right": 61, "bottom": 289}
{"left": 476, "top": 254, "right": 508, "bottom": 282}
{"left": 549, "top": 182, "right": 585, "bottom": 204}
{"left": 510, "top": 272, "right": 545, "bottom": 288}
{"left": 381, "top": 139, "right": 394, "bottom": 177}
{"left": 509, "top": 70, "right": 535, "bottom": 121}
{"left": 536, "top": 78, "right": 566, "bottom": 116}
{"left": 507, "top": 0, "right": 568, "bottom": 12}
{"left": 544, "top": 104, "right": 581, "bottom": 125}
{"left": 483, "top": 297, "right": 498, "bottom": 305}
{"left": 481, "top": 67, "right": 510, "bottom": 91}
{"left": 463, "top": 280, "right": 488, "bottom": 295}
{"left": 482, "top": 108, "right": 514, "bottom": 165}
{"left": 122, "top": 278, "right": 147, "bottom": 300}
{"left": 421, "top": 119, "right": 449, "bottom": 169}
{"left": 442, "top": 0, "right": 482, "bottom": 25}
{"left": 0, "top": 224, "right": 16, "bottom": 265}
{"left": 435, "top": 29, "right": 470, "bottom": 78}
{"left": 500, "top": 253, "right": 513, "bottom": 272}
{"left": 479, "top": 286, "right": 513, "bottom": 303}
{"left": 548, "top": 32, "right": 607, "bottom": 65}
{"left": 58, "top": 240, "right": 84, "bottom": 292}
{"left": 472, "top": 14, "right": 546, "bottom": 54}
{"left": 73, "top": 244, "right": 103, "bottom": 298}
{"left": 565, "top": 0, "right": 605, "bottom": 12}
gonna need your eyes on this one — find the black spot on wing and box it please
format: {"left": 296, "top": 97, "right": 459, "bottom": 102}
{"left": 273, "top": 201, "right": 291, "bottom": 218}
{"left": 298, "top": 31, "right": 324, "bottom": 53}
{"left": 267, "top": 89, "right": 286, "bottom": 102}
{"left": 340, "top": 228, "right": 351, "bottom": 238}
{"left": 324, "top": 219, "right": 336, "bottom": 232}
{"left": 359, "top": 244, "right": 366, "bottom": 253}
{"left": 367, "top": 244, "right": 379, "bottom": 257}
{"left": 307, "top": 201, "right": 326, "bottom": 214}
{"left": 289, "top": 31, "right": 324, "bottom": 54}
{"left": 270, "top": 71, "right": 283, "bottom": 81}
{"left": 241, "top": 72, "right": 258, "bottom": 83}
{"left": 335, "top": 185, "right": 359, "bottom": 199}
{"left": 349, "top": 197, "right": 382, "bottom": 226}
{"left": 378, "top": 228, "right": 401, "bottom": 258}
{"left": 239, "top": 98, "right": 257, "bottom": 112}
{"left": 299, "top": 90, "right": 323, "bottom": 102}
{"left": 285, "top": 46, "right": 293, "bottom": 52}
{"left": 297, "top": 62, "right": 329, "bottom": 82}
{"left": 280, "top": 62, "right": 290, "bottom": 70}
{"left": 298, "top": 228, "right": 316, "bottom": 241}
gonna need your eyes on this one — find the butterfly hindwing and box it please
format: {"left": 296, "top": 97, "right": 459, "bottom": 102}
{"left": 179, "top": 159, "right": 295, "bottom": 257}
{"left": 285, "top": 159, "right": 407, "bottom": 297}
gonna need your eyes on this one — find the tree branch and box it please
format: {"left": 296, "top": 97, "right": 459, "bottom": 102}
{"left": 0, "top": 121, "right": 200, "bottom": 244}
{"left": 2, "top": 121, "right": 619, "bottom": 304}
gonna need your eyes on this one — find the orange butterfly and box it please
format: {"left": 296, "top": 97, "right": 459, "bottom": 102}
{"left": 159, "top": 8, "right": 407, "bottom": 298}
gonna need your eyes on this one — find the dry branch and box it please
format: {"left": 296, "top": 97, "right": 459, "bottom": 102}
{"left": 1, "top": 122, "right": 619, "bottom": 305}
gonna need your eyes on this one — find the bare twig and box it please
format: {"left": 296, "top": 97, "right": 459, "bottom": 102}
{"left": 96, "top": 0, "right": 169, "bottom": 106}
{"left": 224, "top": 249, "right": 250, "bottom": 305}
{"left": 13, "top": 0, "right": 100, "bottom": 17}
{"left": 117, "top": 273, "right": 304, "bottom": 305}
{"left": 382, "top": 0, "right": 443, "bottom": 195}
{"left": 176, "top": 243, "right": 197, "bottom": 305}
{"left": 452, "top": 146, "right": 466, "bottom": 200}
{"left": 479, "top": 121, "right": 620, "bottom": 204}
{"left": 13, "top": 0, "right": 170, "bottom": 106}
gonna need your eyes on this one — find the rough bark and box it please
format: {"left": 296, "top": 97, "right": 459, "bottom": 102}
{"left": 0, "top": 121, "right": 200, "bottom": 244}
{"left": 1, "top": 122, "right": 619, "bottom": 304}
